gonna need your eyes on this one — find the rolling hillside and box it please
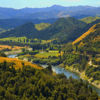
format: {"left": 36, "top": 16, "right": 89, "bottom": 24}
{"left": 39, "top": 17, "right": 87, "bottom": 42}
{"left": 72, "top": 24, "right": 97, "bottom": 45}
{"left": 0, "top": 28, "right": 6, "bottom": 33}
{"left": 81, "top": 16, "right": 100, "bottom": 24}
{"left": 0, "top": 17, "right": 87, "bottom": 43}
{"left": 35, "top": 23, "right": 51, "bottom": 30}
{"left": 1, "top": 17, "right": 100, "bottom": 44}
{"left": 73, "top": 23, "right": 100, "bottom": 54}
{"left": 0, "top": 22, "right": 39, "bottom": 38}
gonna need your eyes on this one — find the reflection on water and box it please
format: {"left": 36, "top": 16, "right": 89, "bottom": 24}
{"left": 52, "top": 66, "right": 80, "bottom": 79}
{"left": 8, "top": 54, "right": 17, "bottom": 58}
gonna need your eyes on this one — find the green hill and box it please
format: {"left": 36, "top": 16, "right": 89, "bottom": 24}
{"left": 40, "top": 17, "right": 87, "bottom": 43}
{"left": 81, "top": 16, "right": 100, "bottom": 24}
{"left": 0, "top": 17, "right": 87, "bottom": 43}
{"left": 0, "top": 22, "right": 39, "bottom": 38}
{"left": 0, "top": 28, "right": 6, "bottom": 33}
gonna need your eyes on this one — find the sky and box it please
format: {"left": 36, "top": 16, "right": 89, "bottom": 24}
{"left": 0, "top": 0, "right": 100, "bottom": 9}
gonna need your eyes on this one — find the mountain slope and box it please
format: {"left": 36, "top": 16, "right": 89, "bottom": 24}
{"left": 0, "top": 23, "right": 39, "bottom": 38}
{"left": 0, "top": 17, "right": 87, "bottom": 43}
{"left": 81, "top": 16, "right": 100, "bottom": 24}
{"left": 0, "top": 28, "right": 6, "bottom": 33}
{"left": 35, "top": 23, "right": 51, "bottom": 30}
{"left": 73, "top": 23, "right": 100, "bottom": 45}
{"left": 72, "top": 24, "right": 97, "bottom": 45}
{"left": 73, "top": 23, "right": 100, "bottom": 54}
{"left": 72, "top": 19, "right": 100, "bottom": 44}
{"left": 39, "top": 17, "right": 87, "bottom": 42}
{"left": 1, "top": 6, "right": 100, "bottom": 19}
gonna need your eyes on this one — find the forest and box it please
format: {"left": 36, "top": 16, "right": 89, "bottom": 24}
{"left": 0, "top": 61, "right": 98, "bottom": 100}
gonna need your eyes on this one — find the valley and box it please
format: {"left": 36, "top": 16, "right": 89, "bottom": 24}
{"left": 0, "top": 4, "right": 100, "bottom": 100}
{"left": 0, "top": 18, "right": 99, "bottom": 85}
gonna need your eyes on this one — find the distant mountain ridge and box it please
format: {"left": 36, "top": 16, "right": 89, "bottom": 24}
{"left": 0, "top": 5, "right": 100, "bottom": 19}
{"left": 0, "top": 18, "right": 57, "bottom": 29}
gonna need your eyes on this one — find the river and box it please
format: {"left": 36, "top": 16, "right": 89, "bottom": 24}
{"left": 8, "top": 54, "right": 17, "bottom": 58}
{"left": 8, "top": 54, "right": 100, "bottom": 96}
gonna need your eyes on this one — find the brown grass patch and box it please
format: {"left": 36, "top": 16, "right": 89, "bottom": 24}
{"left": 0, "top": 45, "right": 24, "bottom": 50}
{"left": 0, "top": 57, "right": 42, "bottom": 70}
{"left": 72, "top": 24, "right": 97, "bottom": 45}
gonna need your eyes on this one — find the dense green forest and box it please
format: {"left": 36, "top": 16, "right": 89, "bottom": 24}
{"left": 0, "top": 61, "right": 98, "bottom": 100}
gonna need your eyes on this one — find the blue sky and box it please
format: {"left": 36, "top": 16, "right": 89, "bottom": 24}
{"left": 0, "top": 0, "right": 99, "bottom": 9}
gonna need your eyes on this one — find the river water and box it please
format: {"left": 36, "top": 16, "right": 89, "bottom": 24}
{"left": 8, "top": 55, "right": 100, "bottom": 96}
{"left": 8, "top": 54, "right": 17, "bottom": 58}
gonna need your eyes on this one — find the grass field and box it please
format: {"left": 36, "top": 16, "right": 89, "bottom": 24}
{"left": 0, "top": 57, "right": 42, "bottom": 70}
{"left": 0, "top": 37, "right": 26, "bottom": 42}
{"left": 34, "top": 50, "right": 63, "bottom": 58}
{"left": 35, "top": 23, "right": 51, "bottom": 31}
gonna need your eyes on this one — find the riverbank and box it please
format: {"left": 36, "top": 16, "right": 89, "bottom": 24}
{"left": 65, "top": 65, "right": 100, "bottom": 89}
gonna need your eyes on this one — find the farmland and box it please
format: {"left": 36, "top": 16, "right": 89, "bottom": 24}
{"left": 34, "top": 50, "right": 61, "bottom": 58}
